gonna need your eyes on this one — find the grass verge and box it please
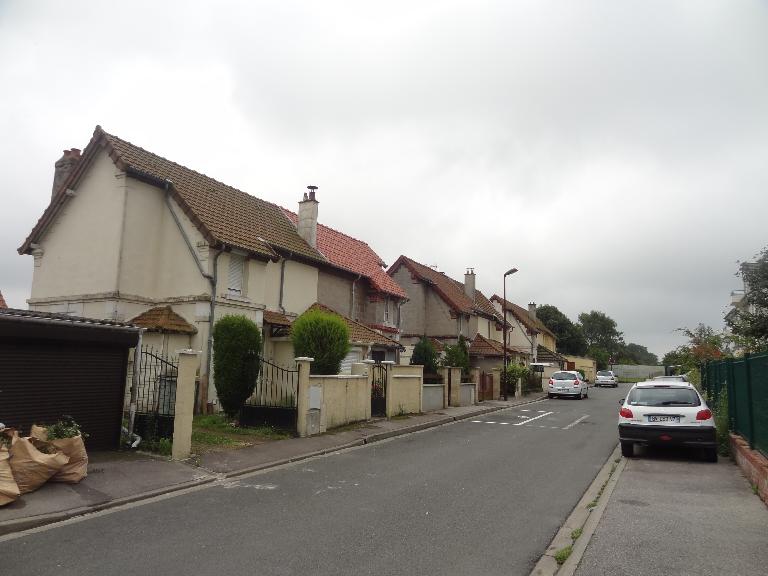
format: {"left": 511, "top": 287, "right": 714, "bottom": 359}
{"left": 192, "top": 414, "right": 292, "bottom": 454}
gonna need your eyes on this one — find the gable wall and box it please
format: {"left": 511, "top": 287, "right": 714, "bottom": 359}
{"left": 30, "top": 151, "right": 125, "bottom": 300}
{"left": 391, "top": 265, "right": 425, "bottom": 336}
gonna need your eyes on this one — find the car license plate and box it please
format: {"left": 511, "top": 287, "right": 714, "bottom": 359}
{"left": 648, "top": 415, "right": 680, "bottom": 423}
{"left": 557, "top": 387, "right": 567, "bottom": 390}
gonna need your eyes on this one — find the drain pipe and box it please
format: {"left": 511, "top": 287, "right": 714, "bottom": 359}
{"left": 278, "top": 249, "right": 292, "bottom": 314}
{"left": 164, "top": 181, "right": 212, "bottom": 282}
{"left": 205, "top": 249, "right": 222, "bottom": 398}
{"left": 351, "top": 274, "right": 362, "bottom": 318}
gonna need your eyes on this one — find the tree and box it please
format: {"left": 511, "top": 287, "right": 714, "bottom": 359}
{"left": 726, "top": 247, "right": 768, "bottom": 351}
{"left": 411, "top": 336, "right": 439, "bottom": 373}
{"left": 442, "top": 335, "right": 470, "bottom": 376}
{"left": 291, "top": 309, "right": 350, "bottom": 375}
{"left": 661, "top": 324, "right": 731, "bottom": 373}
{"left": 536, "top": 304, "right": 588, "bottom": 356}
{"left": 578, "top": 310, "right": 624, "bottom": 358}
{"left": 213, "top": 315, "right": 262, "bottom": 419}
{"left": 619, "top": 343, "right": 659, "bottom": 366}
{"left": 587, "top": 346, "right": 610, "bottom": 370}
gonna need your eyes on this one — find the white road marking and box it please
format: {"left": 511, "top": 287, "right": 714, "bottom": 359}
{"left": 520, "top": 409, "right": 530, "bottom": 412}
{"left": 471, "top": 420, "right": 483, "bottom": 423}
{"left": 499, "top": 422, "right": 509, "bottom": 425}
{"left": 514, "top": 411, "right": 553, "bottom": 426}
{"left": 485, "top": 421, "right": 497, "bottom": 424}
{"left": 537, "top": 410, "right": 546, "bottom": 413}
{"left": 562, "top": 415, "right": 590, "bottom": 430}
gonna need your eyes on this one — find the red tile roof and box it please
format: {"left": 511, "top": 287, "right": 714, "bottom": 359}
{"left": 490, "top": 295, "right": 556, "bottom": 339}
{"left": 263, "top": 310, "right": 292, "bottom": 326}
{"left": 129, "top": 306, "right": 197, "bottom": 334}
{"left": 468, "top": 333, "right": 531, "bottom": 358}
{"left": 0, "top": 291, "right": 6, "bottom": 309}
{"left": 20, "top": 127, "right": 327, "bottom": 266}
{"left": 283, "top": 210, "right": 406, "bottom": 300}
{"left": 304, "top": 303, "right": 401, "bottom": 349}
{"left": 388, "top": 256, "right": 499, "bottom": 320}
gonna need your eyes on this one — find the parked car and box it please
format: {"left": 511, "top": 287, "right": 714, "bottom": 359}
{"left": 547, "top": 371, "right": 589, "bottom": 399}
{"left": 653, "top": 375, "right": 689, "bottom": 382}
{"left": 595, "top": 370, "right": 618, "bottom": 387}
{"left": 618, "top": 381, "right": 717, "bottom": 461}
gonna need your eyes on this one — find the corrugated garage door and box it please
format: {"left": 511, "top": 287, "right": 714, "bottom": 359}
{"left": 0, "top": 340, "right": 128, "bottom": 450}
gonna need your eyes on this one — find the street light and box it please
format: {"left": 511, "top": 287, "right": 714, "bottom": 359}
{"left": 502, "top": 267, "right": 518, "bottom": 400}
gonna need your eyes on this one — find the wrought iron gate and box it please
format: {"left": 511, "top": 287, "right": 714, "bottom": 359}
{"left": 371, "top": 362, "right": 387, "bottom": 417}
{"left": 240, "top": 357, "right": 299, "bottom": 431}
{"left": 126, "top": 345, "right": 179, "bottom": 441}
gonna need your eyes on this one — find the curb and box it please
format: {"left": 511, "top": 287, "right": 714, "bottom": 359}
{"left": 529, "top": 444, "right": 626, "bottom": 576}
{"left": 0, "top": 475, "right": 217, "bottom": 538}
{"left": 0, "top": 395, "right": 546, "bottom": 537}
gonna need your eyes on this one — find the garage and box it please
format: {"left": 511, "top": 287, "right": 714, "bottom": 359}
{"left": 0, "top": 308, "right": 140, "bottom": 450}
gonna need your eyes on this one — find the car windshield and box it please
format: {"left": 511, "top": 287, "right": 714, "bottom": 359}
{"left": 627, "top": 387, "right": 700, "bottom": 407}
{"left": 597, "top": 371, "right": 612, "bottom": 376}
{"left": 553, "top": 372, "right": 577, "bottom": 380}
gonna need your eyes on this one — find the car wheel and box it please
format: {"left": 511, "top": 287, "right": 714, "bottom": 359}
{"left": 621, "top": 441, "right": 634, "bottom": 457}
{"left": 584, "top": 389, "right": 589, "bottom": 398}
{"left": 613, "top": 383, "right": 618, "bottom": 388}
{"left": 547, "top": 393, "right": 553, "bottom": 399}
{"left": 704, "top": 448, "right": 718, "bottom": 463}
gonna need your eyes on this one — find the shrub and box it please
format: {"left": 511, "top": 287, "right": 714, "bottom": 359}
{"left": 213, "top": 315, "right": 262, "bottom": 419}
{"left": 442, "top": 336, "right": 470, "bottom": 376}
{"left": 292, "top": 309, "right": 350, "bottom": 375}
{"left": 411, "top": 336, "right": 438, "bottom": 373}
{"left": 502, "top": 364, "right": 531, "bottom": 394}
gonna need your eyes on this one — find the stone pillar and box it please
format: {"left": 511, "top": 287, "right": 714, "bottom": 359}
{"left": 415, "top": 364, "right": 424, "bottom": 413}
{"left": 362, "top": 359, "right": 375, "bottom": 421}
{"left": 295, "top": 357, "right": 314, "bottom": 437}
{"left": 491, "top": 368, "right": 501, "bottom": 400}
{"left": 450, "top": 367, "right": 462, "bottom": 407}
{"left": 515, "top": 376, "right": 522, "bottom": 399}
{"left": 381, "top": 361, "right": 395, "bottom": 417}
{"left": 470, "top": 367, "right": 480, "bottom": 404}
{"left": 172, "top": 350, "right": 200, "bottom": 461}
{"left": 439, "top": 366, "right": 449, "bottom": 408}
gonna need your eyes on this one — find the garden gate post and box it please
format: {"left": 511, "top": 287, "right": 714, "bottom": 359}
{"left": 172, "top": 350, "right": 200, "bottom": 461}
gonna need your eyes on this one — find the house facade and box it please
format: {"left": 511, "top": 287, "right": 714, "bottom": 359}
{"left": 18, "top": 127, "right": 397, "bottom": 405}
{"left": 387, "top": 257, "right": 502, "bottom": 362}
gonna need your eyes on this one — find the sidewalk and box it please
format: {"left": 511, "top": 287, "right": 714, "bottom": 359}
{"left": 572, "top": 452, "right": 768, "bottom": 576}
{"left": 0, "top": 394, "right": 544, "bottom": 536}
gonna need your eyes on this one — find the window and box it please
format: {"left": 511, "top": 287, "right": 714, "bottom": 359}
{"left": 384, "top": 298, "right": 390, "bottom": 322}
{"left": 227, "top": 254, "right": 245, "bottom": 295}
{"left": 627, "top": 387, "right": 700, "bottom": 407}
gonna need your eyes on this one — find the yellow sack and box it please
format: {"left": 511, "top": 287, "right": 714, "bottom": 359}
{"left": 9, "top": 436, "right": 69, "bottom": 494}
{"left": 0, "top": 441, "right": 21, "bottom": 506}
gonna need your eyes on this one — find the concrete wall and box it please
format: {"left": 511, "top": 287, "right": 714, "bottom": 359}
{"left": 309, "top": 374, "right": 369, "bottom": 431}
{"left": 611, "top": 364, "right": 664, "bottom": 380}
{"left": 422, "top": 384, "right": 445, "bottom": 412}
{"left": 387, "top": 364, "right": 423, "bottom": 416}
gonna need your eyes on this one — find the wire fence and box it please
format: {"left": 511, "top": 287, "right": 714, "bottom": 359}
{"left": 702, "top": 352, "right": 768, "bottom": 458}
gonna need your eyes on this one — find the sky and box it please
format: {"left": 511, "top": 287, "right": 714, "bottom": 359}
{"left": 1, "top": 1, "right": 766, "bottom": 357}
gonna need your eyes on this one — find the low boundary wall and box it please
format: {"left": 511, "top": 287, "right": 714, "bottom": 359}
{"left": 730, "top": 433, "right": 768, "bottom": 506}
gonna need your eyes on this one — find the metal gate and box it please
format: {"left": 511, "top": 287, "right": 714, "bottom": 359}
{"left": 240, "top": 357, "right": 298, "bottom": 431}
{"left": 126, "top": 345, "right": 179, "bottom": 441}
{"left": 478, "top": 372, "right": 494, "bottom": 402}
{"left": 371, "top": 362, "right": 387, "bottom": 417}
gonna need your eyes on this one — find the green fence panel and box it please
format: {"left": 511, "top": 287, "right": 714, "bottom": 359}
{"left": 749, "top": 353, "right": 768, "bottom": 458}
{"left": 732, "top": 359, "right": 750, "bottom": 440}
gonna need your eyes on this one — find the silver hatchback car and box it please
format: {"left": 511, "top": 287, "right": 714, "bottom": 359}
{"left": 547, "top": 371, "right": 589, "bottom": 399}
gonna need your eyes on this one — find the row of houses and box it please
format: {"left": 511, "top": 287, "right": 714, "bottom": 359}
{"left": 17, "top": 126, "right": 578, "bottom": 406}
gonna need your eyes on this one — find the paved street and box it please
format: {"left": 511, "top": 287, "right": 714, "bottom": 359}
{"left": 1, "top": 385, "right": 626, "bottom": 576}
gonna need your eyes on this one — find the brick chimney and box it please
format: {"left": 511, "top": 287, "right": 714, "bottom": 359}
{"left": 297, "top": 185, "right": 319, "bottom": 248}
{"left": 464, "top": 268, "right": 476, "bottom": 299}
{"left": 52, "top": 148, "right": 81, "bottom": 199}
{"left": 528, "top": 302, "right": 537, "bottom": 320}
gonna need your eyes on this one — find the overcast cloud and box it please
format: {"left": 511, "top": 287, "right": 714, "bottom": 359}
{"left": 1, "top": 1, "right": 766, "bottom": 356}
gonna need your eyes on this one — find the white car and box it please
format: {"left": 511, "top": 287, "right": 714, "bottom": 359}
{"left": 547, "top": 371, "right": 589, "bottom": 399}
{"left": 618, "top": 381, "right": 717, "bottom": 461}
{"left": 653, "top": 375, "right": 689, "bottom": 382}
{"left": 595, "top": 370, "right": 618, "bottom": 387}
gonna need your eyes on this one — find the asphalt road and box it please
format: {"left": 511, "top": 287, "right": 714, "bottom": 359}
{"left": 0, "top": 384, "right": 627, "bottom": 576}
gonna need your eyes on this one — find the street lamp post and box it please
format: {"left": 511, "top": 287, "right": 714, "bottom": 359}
{"left": 502, "top": 267, "right": 518, "bottom": 400}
